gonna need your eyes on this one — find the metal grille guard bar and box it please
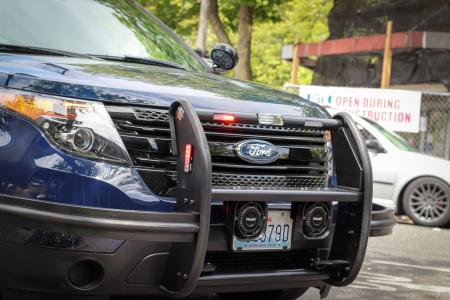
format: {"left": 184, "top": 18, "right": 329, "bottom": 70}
{"left": 325, "top": 112, "right": 373, "bottom": 286}
{"left": 159, "top": 100, "right": 212, "bottom": 297}
{"left": 158, "top": 107, "right": 381, "bottom": 294}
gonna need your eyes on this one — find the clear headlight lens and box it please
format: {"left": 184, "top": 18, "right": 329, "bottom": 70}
{"left": 0, "top": 89, "right": 131, "bottom": 166}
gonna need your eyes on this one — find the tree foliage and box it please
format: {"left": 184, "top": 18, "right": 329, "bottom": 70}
{"left": 252, "top": 0, "right": 333, "bottom": 87}
{"left": 139, "top": 0, "right": 332, "bottom": 87}
{"left": 137, "top": 0, "right": 199, "bottom": 43}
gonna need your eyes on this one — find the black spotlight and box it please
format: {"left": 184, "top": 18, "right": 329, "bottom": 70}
{"left": 303, "top": 202, "right": 331, "bottom": 238}
{"left": 227, "top": 202, "right": 268, "bottom": 240}
{"left": 211, "top": 43, "right": 238, "bottom": 71}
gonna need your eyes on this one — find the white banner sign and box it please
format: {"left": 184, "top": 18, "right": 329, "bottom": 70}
{"left": 299, "top": 85, "right": 422, "bottom": 133}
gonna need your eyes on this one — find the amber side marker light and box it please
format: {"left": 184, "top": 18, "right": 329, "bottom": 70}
{"left": 325, "top": 130, "right": 332, "bottom": 142}
{"left": 0, "top": 91, "right": 90, "bottom": 121}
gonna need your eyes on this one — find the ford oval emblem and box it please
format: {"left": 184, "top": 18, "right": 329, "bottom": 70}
{"left": 234, "top": 140, "right": 280, "bottom": 164}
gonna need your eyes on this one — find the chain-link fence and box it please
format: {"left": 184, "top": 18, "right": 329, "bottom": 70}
{"left": 283, "top": 84, "right": 450, "bottom": 160}
{"left": 398, "top": 92, "right": 450, "bottom": 160}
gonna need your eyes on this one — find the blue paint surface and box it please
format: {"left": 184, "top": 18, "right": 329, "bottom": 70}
{"left": 0, "top": 110, "right": 175, "bottom": 211}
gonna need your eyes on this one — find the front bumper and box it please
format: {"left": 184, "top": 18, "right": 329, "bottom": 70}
{"left": 0, "top": 192, "right": 393, "bottom": 296}
{"left": 0, "top": 101, "right": 396, "bottom": 297}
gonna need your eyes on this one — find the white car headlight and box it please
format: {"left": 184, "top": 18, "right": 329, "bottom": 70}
{"left": 0, "top": 88, "right": 131, "bottom": 166}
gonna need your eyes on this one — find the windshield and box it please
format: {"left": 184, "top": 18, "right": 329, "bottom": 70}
{"left": 362, "top": 117, "right": 418, "bottom": 152}
{"left": 0, "top": 0, "right": 208, "bottom": 72}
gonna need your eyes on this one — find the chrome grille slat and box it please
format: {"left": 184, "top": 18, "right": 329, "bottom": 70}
{"left": 132, "top": 155, "right": 325, "bottom": 171}
{"left": 212, "top": 162, "right": 327, "bottom": 172}
{"left": 203, "top": 130, "right": 325, "bottom": 144}
{"left": 202, "top": 122, "right": 325, "bottom": 135}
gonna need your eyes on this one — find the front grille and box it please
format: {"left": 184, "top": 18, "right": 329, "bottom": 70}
{"left": 107, "top": 106, "right": 331, "bottom": 196}
{"left": 204, "top": 251, "right": 308, "bottom": 273}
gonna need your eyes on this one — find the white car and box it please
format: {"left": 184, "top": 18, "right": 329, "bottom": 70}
{"left": 332, "top": 111, "right": 450, "bottom": 227}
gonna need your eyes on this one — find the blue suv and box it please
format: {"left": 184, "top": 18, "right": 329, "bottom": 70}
{"left": 0, "top": 0, "right": 395, "bottom": 299}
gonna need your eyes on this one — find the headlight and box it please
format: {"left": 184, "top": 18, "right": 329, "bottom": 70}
{"left": 0, "top": 88, "right": 131, "bottom": 166}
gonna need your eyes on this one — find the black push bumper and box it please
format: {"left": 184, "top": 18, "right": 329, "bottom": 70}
{"left": 0, "top": 102, "right": 395, "bottom": 297}
{"left": 0, "top": 192, "right": 394, "bottom": 296}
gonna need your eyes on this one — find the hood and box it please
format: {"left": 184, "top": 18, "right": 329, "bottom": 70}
{"left": 0, "top": 54, "right": 328, "bottom": 118}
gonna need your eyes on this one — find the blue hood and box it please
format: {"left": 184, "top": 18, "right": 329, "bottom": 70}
{"left": 0, "top": 54, "right": 328, "bottom": 118}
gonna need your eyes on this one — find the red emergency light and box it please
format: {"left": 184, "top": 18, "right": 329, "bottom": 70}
{"left": 213, "top": 113, "right": 236, "bottom": 122}
{"left": 184, "top": 144, "right": 193, "bottom": 173}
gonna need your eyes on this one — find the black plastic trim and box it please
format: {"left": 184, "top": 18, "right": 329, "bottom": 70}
{"left": 160, "top": 100, "right": 212, "bottom": 297}
{"left": 212, "top": 188, "right": 360, "bottom": 202}
{"left": 327, "top": 112, "right": 373, "bottom": 286}
{"left": 196, "top": 269, "right": 329, "bottom": 293}
{"left": 0, "top": 193, "right": 198, "bottom": 242}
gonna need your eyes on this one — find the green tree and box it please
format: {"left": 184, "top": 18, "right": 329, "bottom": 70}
{"left": 252, "top": 0, "right": 332, "bottom": 87}
{"left": 139, "top": 0, "right": 332, "bottom": 87}
{"left": 138, "top": 0, "right": 199, "bottom": 45}
{"left": 209, "top": 0, "right": 288, "bottom": 80}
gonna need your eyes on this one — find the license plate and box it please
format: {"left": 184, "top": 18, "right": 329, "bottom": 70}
{"left": 232, "top": 210, "right": 293, "bottom": 251}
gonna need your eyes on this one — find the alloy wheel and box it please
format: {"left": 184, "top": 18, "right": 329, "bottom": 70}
{"left": 408, "top": 180, "right": 449, "bottom": 225}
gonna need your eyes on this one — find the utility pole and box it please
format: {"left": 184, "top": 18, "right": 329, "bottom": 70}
{"left": 381, "top": 20, "right": 393, "bottom": 88}
{"left": 290, "top": 34, "right": 300, "bottom": 84}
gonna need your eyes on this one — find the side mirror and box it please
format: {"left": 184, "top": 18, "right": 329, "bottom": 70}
{"left": 366, "top": 140, "right": 384, "bottom": 153}
{"left": 211, "top": 44, "right": 238, "bottom": 71}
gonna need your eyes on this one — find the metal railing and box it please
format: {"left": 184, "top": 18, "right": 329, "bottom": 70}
{"left": 398, "top": 92, "right": 450, "bottom": 160}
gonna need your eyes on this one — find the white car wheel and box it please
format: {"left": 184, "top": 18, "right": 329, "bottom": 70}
{"left": 402, "top": 177, "right": 450, "bottom": 227}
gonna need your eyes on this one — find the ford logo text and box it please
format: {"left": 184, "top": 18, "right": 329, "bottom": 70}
{"left": 234, "top": 140, "right": 280, "bottom": 164}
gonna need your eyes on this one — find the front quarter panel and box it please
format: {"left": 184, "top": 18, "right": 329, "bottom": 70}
{"left": 0, "top": 109, "right": 174, "bottom": 212}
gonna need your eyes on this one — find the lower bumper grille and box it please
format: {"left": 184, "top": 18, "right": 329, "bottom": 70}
{"left": 204, "top": 251, "right": 308, "bottom": 273}
{"left": 212, "top": 174, "right": 328, "bottom": 189}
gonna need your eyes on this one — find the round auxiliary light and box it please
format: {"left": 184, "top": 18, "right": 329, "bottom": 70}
{"left": 303, "top": 203, "right": 331, "bottom": 238}
{"left": 73, "top": 128, "right": 95, "bottom": 151}
{"left": 235, "top": 202, "right": 267, "bottom": 240}
{"left": 211, "top": 44, "right": 238, "bottom": 70}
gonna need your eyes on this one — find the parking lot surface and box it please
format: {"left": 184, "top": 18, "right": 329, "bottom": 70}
{"left": 183, "top": 223, "right": 450, "bottom": 300}
{"left": 122, "top": 223, "right": 450, "bottom": 300}
{"left": 302, "top": 223, "right": 450, "bottom": 299}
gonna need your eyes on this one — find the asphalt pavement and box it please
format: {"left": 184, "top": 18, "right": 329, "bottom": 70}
{"left": 118, "top": 223, "right": 450, "bottom": 300}
{"left": 302, "top": 223, "right": 450, "bottom": 300}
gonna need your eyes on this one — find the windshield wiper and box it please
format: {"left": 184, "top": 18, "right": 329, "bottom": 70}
{"left": 0, "top": 45, "right": 186, "bottom": 69}
{"left": 90, "top": 54, "right": 186, "bottom": 70}
{"left": 0, "top": 44, "right": 96, "bottom": 59}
